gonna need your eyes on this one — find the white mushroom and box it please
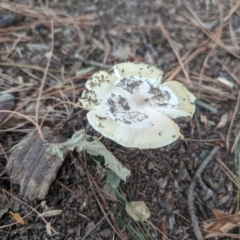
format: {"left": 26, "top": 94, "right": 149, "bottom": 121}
{"left": 80, "top": 62, "right": 196, "bottom": 149}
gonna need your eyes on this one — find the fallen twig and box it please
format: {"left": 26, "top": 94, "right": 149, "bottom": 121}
{"left": 188, "top": 146, "right": 220, "bottom": 240}
{"left": 196, "top": 100, "right": 218, "bottom": 114}
{"left": 157, "top": 16, "right": 191, "bottom": 85}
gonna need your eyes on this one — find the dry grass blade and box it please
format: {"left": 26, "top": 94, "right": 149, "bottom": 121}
{"left": 226, "top": 91, "right": 240, "bottom": 150}
{"left": 163, "top": 44, "right": 208, "bottom": 82}
{"left": 157, "top": 17, "right": 191, "bottom": 85}
{"left": 0, "top": 110, "right": 44, "bottom": 139}
{"left": 186, "top": 6, "right": 240, "bottom": 60}
{"left": 36, "top": 19, "right": 54, "bottom": 127}
{"left": 215, "top": 157, "right": 240, "bottom": 188}
{"left": 0, "top": 3, "right": 98, "bottom": 26}
{"left": 223, "top": 2, "right": 240, "bottom": 22}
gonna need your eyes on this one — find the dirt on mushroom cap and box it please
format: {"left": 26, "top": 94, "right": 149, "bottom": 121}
{"left": 80, "top": 62, "right": 196, "bottom": 149}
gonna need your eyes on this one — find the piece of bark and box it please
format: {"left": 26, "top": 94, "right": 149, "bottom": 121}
{"left": 6, "top": 127, "right": 69, "bottom": 200}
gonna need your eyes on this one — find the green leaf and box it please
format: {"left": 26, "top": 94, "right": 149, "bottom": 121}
{"left": 45, "top": 145, "right": 64, "bottom": 161}
{"left": 106, "top": 170, "right": 121, "bottom": 188}
{"left": 61, "top": 130, "right": 131, "bottom": 181}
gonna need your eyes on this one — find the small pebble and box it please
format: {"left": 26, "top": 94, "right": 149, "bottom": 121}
{"left": 100, "top": 228, "right": 112, "bottom": 238}
{"left": 63, "top": 28, "right": 72, "bottom": 37}
{"left": 86, "top": 221, "right": 95, "bottom": 232}
{"left": 12, "top": 200, "right": 21, "bottom": 212}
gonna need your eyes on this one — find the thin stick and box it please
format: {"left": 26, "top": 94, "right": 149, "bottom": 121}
{"left": 188, "top": 146, "right": 220, "bottom": 240}
{"left": 187, "top": 6, "right": 240, "bottom": 61}
{"left": 196, "top": 100, "right": 218, "bottom": 114}
{"left": 164, "top": 44, "right": 208, "bottom": 82}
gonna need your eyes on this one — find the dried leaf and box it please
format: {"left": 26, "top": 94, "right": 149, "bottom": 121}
{"left": 106, "top": 170, "right": 121, "bottom": 188}
{"left": 216, "top": 113, "right": 228, "bottom": 129}
{"left": 160, "top": 222, "right": 168, "bottom": 240}
{"left": 9, "top": 211, "right": 26, "bottom": 225}
{"left": 203, "top": 209, "right": 240, "bottom": 238}
{"left": 125, "top": 201, "right": 151, "bottom": 222}
{"left": 200, "top": 114, "right": 208, "bottom": 125}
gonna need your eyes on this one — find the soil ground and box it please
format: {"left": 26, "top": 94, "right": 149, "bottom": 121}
{"left": 0, "top": 0, "right": 240, "bottom": 239}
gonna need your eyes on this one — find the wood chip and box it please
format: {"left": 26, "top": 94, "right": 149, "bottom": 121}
{"left": 6, "top": 127, "right": 69, "bottom": 200}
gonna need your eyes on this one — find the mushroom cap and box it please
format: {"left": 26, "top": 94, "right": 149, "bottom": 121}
{"left": 111, "top": 62, "right": 163, "bottom": 85}
{"left": 80, "top": 62, "right": 196, "bottom": 149}
{"left": 152, "top": 81, "right": 196, "bottom": 119}
{"left": 87, "top": 106, "right": 180, "bottom": 149}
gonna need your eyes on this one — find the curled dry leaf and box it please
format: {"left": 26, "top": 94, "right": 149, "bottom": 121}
{"left": 125, "top": 200, "right": 151, "bottom": 222}
{"left": 80, "top": 62, "right": 196, "bottom": 149}
{"left": 203, "top": 209, "right": 240, "bottom": 238}
{"left": 9, "top": 211, "right": 26, "bottom": 225}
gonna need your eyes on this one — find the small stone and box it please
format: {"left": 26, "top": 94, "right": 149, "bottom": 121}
{"left": 100, "top": 228, "right": 112, "bottom": 238}
{"left": 63, "top": 28, "right": 72, "bottom": 37}
{"left": 67, "top": 228, "right": 75, "bottom": 235}
{"left": 86, "top": 221, "right": 95, "bottom": 232}
{"left": 12, "top": 200, "right": 21, "bottom": 212}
